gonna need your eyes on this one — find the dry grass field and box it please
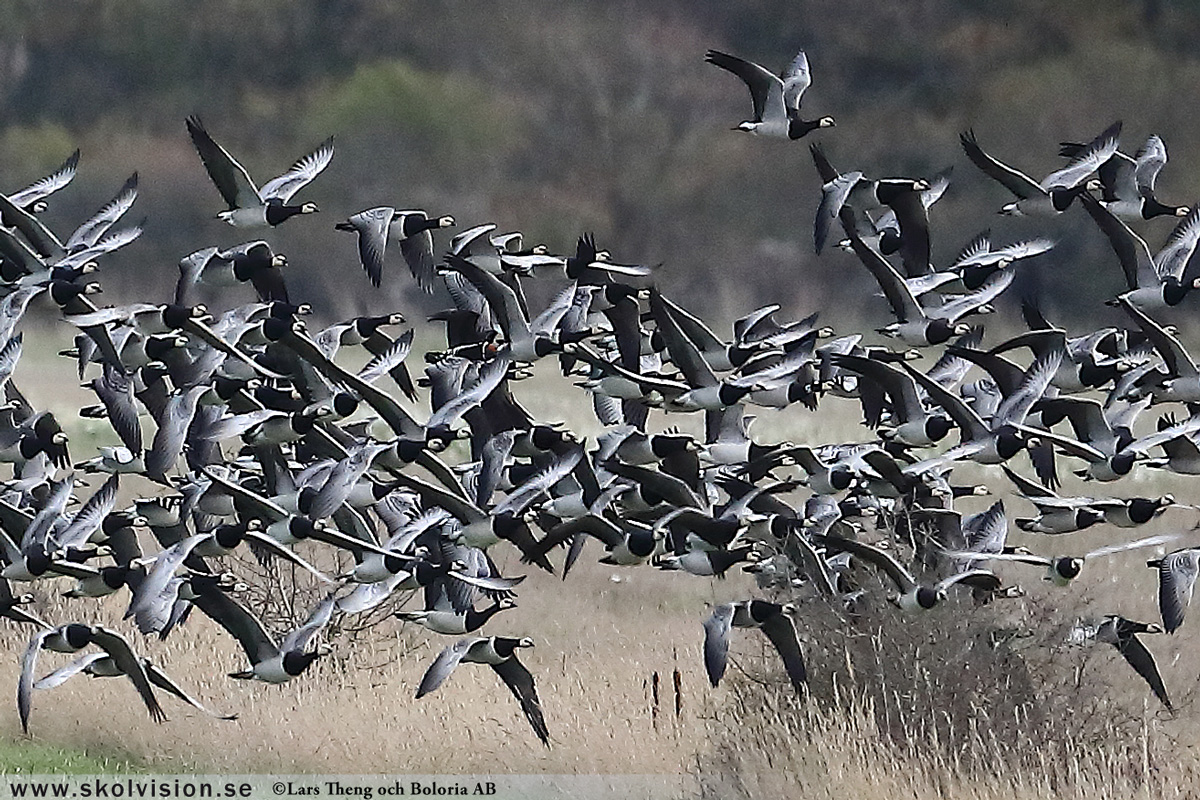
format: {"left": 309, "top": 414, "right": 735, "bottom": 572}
{"left": 3, "top": 318, "right": 1200, "bottom": 800}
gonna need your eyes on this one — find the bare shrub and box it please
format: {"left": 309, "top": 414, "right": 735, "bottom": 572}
{"left": 694, "top": 588, "right": 1191, "bottom": 799}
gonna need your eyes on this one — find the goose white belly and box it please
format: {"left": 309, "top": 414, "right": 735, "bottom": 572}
{"left": 543, "top": 492, "right": 587, "bottom": 519}
{"left": 808, "top": 470, "right": 851, "bottom": 496}
{"left": 252, "top": 654, "right": 294, "bottom": 684}
{"left": 336, "top": 574, "right": 408, "bottom": 614}
{"left": 1002, "top": 195, "right": 1057, "bottom": 216}
{"left": 702, "top": 441, "right": 750, "bottom": 466}
{"left": 1046, "top": 566, "right": 1075, "bottom": 587}
{"left": 893, "top": 419, "right": 937, "bottom": 447}
{"left": 747, "top": 385, "right": 792, "bottom": 409}
{"left": 351, "top": 556, "right": 400, "bottom": 583}
{"left": 218, "top": 206, "right": 269, "bottom": 228}
{"left": 669, "top": 551, "right": 719, "bottom": 576}
{"left": 586, "top": 376, "right": 645, "bottom": 400}
{"left": 891, "top": 320, "right": 939, "bottom": 348}
{"left": 896, "top": 590, "right": 929, "bottom": 612}
{"left": 461, "top": 640, "right": 506, "bottom": 666}
{"left": 969, "top": 438, "right": 1006, "bottom": 465}
{"left": 86, "top": 657, "right": 124, "bottom": 678}
{"left": 1105, "top": 507, "right": 1138, "bottom": 528}
{"left": 1102, "top": 199, "right": 1144, "bottom": 220}
{"left": 1025, "top": 508, "right": 1083, "bottom": 533}
{"left": 743, "top": 119, "right": 789, "bottom": 138}
{"left": 407, "top": 611, "right": 469, "bottom": 635}
{"left": 668, "top": 386, "right": 724, "bottom": 412}
{"left": 265, "top": 519, "right": 301, "bottom": 545}
{"left": 96, "top": 451, "right": 145, "bottom": 474}
{"left": 1123, "top": 286, "right": 1168, "bottom": 310}
{"left": 67, "top": 574, "right": 121, "bottom": 598}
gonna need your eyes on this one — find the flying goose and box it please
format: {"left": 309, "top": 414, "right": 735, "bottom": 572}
{"left": 19, "top": 624, "right": 166, "bottom": 733}
{"left": 395, "top": 595, "right": 517, "bottom": 636}
{"left": 0, "top": 172, "right": 139, "bottom": 269}
{"left": 175, "top": 242, "right": 290, "bottom": 306}
{"left": 562, "top": 232, "right": 652, "bottom": 285}
{"left": 1059, "top": 134, "right": 1188, "bottom": 220}
{"left": 900, "top": 233, "right": 1054, "bottom": 297}
{"left": 901, "top": 347, "right": 1061, "bottom": 474}
{"left": 1078, "top": 192, "right": 1200, "bottom": 309}
{"left": 441, "top": 254, "right": 568, "bottom": 363}
{"left": 123, "top": 534, "right": 218, "bottom": 636}
{"left": 1116, "top": 296, "right": 1200, "bottom": 403}
{"left": 1003, "top": 466, "right": 1109, "bottom": 534}
{"left": 812, "top": 145, "right": 931, "bottom": 263}
{"left": 84, "top": 364, "right": 143, "bottom": 460}
{"left": 656, "top": 545, "right": 759, "bottom": 578}
{"left": 3, "top": 149, "right": 79, "bottom": 216}
{"left": 982, "top": 328, "right": 1128, "bottom": 395}
{"left": 965, "top": 533, "right": 1177, "bottom": 586}
{"left": 704, "top": 49, "right": 833, "bottom": 140}
{"left": 415, "top": 636, "right": 549, "bottom": 747}
{"left": 960, "top": 121, "right": 1120, "bottom": 215}
{"left": 702, "top": 600, "right": 806, "bottom": 693}
{"left": 447, "top": 224, "right": 557, "bottom": 277}
{"left": 269, "top": 318, "right": 509, "bottom": 449}
{"left": 0, "top": 479, "right": 108, "bottom": 583}
{"left": 646, "top": 288, "right": 760, "bottom": 411}
{"left": 698, "top": 404, "right": 789, "bottom": 474}
{"left": 1088, "top": 615, "right": 1172, "bottom": 710}
{"left": 835, "top": 169, "right": 953, "bottom": 269}
{"left": 1121, "top": 412, "right": 1200, "bottom": 476}
{"left": 845, "top": 231, "right": 1004, "bottom": 347}
{"left": 186, "top": 116, "right": 333, "bottom": 227}
{"left": 385, "top": 446, "right": 584, "bottom": 572}
{"left": 943, "top": 501, "right": 1013, "bottom": 576}
{"left": 812, "top": 535, "right": 1001, "bottom": 610}
{"left": 530, "top": 495, "right": 659, "bottom": 575}
{"left": 32, "top": 653, "right": 237, "bottom": 720}
{"left": 336, "top": 207, "right": 455, "bottom": 291}
{"left": 1004, "top": 465, "right": 1173, "bottom": 533}
{"left": 647, "top": 290, "right": 784, "bottom": 372}
{"left": 1146, "top": 546, "right": 1200, "bottom": 634}
{"left": 831, "top": 353, "right": 953, "bottom": 446}
{"left": 0, "top": 577, "right": 47, "bottom": 628}
{"left": 198, "top": 466, "right": 406, "bottom": 560}
{"left": 144, "top": 385, "right": 208, "bottom": 484}
{"left": 191, "top": 585, "right": 335, "bottom": 683}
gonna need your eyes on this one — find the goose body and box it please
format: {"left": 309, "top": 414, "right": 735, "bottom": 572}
{"left": 186, "top": 117, "right": 332, "bottom": 228}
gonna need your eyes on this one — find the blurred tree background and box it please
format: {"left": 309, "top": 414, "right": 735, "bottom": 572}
{"left": 1, "top": 0, "right": 1197, "bottom": 327}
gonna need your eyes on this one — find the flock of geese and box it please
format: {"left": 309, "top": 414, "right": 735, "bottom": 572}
{"left": 0, "top": 46, "right": 1197, "bottom": 748}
